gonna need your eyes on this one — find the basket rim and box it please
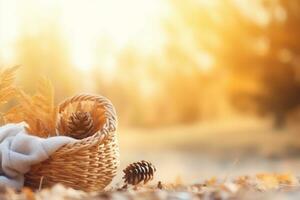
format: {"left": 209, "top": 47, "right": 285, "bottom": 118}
{"left": 54, "top": 93, "right": 118, "bottom": 155}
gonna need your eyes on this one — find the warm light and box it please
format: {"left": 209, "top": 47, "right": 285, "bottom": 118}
{"left": 59, "top": 0, "right": 166, "bottom": 71}
{"left": 0, "top": 0, "right": 19, "bottom": 66}
{"left": 196, "top": 53, "right": 214, "bottom": 73}
{"left": 0, "top": 0, "right": 167, "bottom": 72}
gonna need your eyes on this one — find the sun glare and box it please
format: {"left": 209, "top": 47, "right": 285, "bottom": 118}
{"left": 196, "top": 53, "right": 214, "bottom": 73}
{"left": 60, "top": 0, "right": 166, "bottom": 71}
{"left": 0, "top": 0, "right": 19, "bottom": 65}
{"left": 0, "top": 0, "right": 167, "bottom": 72}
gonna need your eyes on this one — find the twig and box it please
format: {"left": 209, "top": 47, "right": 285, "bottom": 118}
{"left": 222, "top": 157, "right": 240, "bottom": 183}
{"left": 39, "top": 176, "right": 44, "bottom": 191}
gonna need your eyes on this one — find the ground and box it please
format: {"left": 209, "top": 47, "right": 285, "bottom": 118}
{"left": 3, "top": 117, "right": 300, "bottom": 199}
{"left": 117, "top": 117, "right": 300, "bottom": 185}
{"left": 3, "top": 177, "right": 300, "bottom": 200}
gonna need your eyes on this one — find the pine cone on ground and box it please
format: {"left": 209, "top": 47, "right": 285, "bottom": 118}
{"left": 66, "top": 111, "right": 94, "bottom": 139}
{"left": 123, "top": 160, "right": 156, "bottom": 185}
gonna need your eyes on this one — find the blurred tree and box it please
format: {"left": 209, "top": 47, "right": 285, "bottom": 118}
{"left": 260, "top": 0, "right": 300, "bottom": 128}
{"left": 15, "top": 21, "right": 80, "bottom": 102}
{"left": 223, "top": 0, "right": 300, "bottom": 128}
{"left": 168, "top": 0, "right": 300, "bottom": 128}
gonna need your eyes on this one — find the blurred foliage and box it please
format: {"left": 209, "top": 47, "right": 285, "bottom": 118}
{"left": 1, "top": 0, "right": 300, "bottom": 128}
{"left": 166, "top": 0, "right": 300, "bottom": 128}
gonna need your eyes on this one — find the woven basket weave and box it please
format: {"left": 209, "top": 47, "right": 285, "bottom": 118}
{"left": 24, "top": 94, "right": 119, "bottom": 192}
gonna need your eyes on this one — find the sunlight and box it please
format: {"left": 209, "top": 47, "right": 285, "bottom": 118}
{"left": 0, "top": 0, "right": 167, "bottom": 72}
{"left": 0, "top": 0, "right": 19, "bottom": 66}
{"left": 59, "top": 0, "right": 166, "bottom": 72}
{"left": 196, "top": 53, "right": 215, "bottom": 73}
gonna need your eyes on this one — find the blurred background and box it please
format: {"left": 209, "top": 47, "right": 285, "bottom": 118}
{"left": 1, "top": 0, "right": 300, "bottom": 185}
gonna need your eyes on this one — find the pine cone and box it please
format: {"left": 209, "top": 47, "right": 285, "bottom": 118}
{"left": 123, "top": 160, "right": 156, "bottom": 185}
{"left": 66, "top": 111, "right": 94, "bottom": 139}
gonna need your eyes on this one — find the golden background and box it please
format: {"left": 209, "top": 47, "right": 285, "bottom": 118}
{"left": 1, "top": 0, "right": 300, "bottom": 184}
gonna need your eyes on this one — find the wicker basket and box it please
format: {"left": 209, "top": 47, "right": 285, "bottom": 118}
{"left": 24, "top": 94, "right": 119, "bottom": 192}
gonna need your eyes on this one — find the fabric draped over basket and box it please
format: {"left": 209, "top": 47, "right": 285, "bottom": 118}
{"left": 0, "top": 123, "right": 75, "bottom": 189}
{"left": 24, "top": 94, "right": 119, "bottom": 192}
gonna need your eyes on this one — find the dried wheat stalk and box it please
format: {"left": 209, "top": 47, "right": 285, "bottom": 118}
{"left": 0, "top": 66, "right": 19, "bottom": 107}
{"left": 4, "top": 77, "right": 57, "bottom": 137}
{"left": 0, "top": 66, "right": 19, "bottom": 124}
{"left": 1, "top": 69, "right": 104, "bottom": 139}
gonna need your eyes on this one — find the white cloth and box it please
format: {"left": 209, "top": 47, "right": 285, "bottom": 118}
{"left": 0, "top": 123, "right": 76, "bottom": 189}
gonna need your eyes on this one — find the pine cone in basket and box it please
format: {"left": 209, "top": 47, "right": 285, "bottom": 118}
{"left": 57, "top": 100, "right": 106, "bottom": 139}
{"left": 66, "top": 111, "right": 94, "bottom": 139}
{"left": 123, "top": 160, "right": 156, "bottom": 185}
